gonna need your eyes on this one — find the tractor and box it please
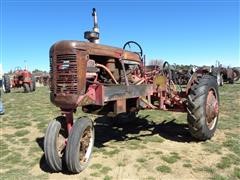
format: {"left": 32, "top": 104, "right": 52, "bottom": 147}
{"left": 3, "top": 68, "right": 36, "bottom": 93}
{"left": 220, "top": 67, "right": 240, "bottom": 84}
{"left": 45, "top": 8, "right": 219, "bottom": 173}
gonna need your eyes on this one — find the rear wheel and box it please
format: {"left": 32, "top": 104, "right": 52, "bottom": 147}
{"left": 187, "top": 75, "right": 219, "bottom": 140}
{"left": 3, "top": 75, "right": 11, "bottom": 93}
{"left": 44, "top": 116, "right": 67, "bottom": 172}
{"left": 65, "top": 117, "right": 94, "bottom": 173}
{"left": 23, "top": 83, "right": 30, "bottom": 93}
{"left": 30, "top": 76, "right": 36, "bottom": 91}
{"left": 220, "top": 74, "right": 224, "bottom": 86}
{"left": 233, "top": 68, "right": 240, "bottom": 82}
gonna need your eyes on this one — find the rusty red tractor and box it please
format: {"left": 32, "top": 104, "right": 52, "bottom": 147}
{"left": 3, "top": 68, "right": 36, "bottom": 93}
{"left": 44, "top": 9, "right": 220, "bottom": 173}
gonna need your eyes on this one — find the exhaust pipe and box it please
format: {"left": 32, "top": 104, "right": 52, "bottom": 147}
{"left": 84, "top": 8, "right": 100, "bottom": 44}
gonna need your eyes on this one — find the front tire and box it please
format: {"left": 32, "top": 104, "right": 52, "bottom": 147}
{"left": 44, "top": 116, "right": 67, "bottom": 172}
{"left": 187, "top": 75, "right": 219, "bottom": 140}
{"left": 65, "top": 117, "right": 94, "bottom": 173}
{"left": 3, "top": 75, "right": 11, "bottom": 93}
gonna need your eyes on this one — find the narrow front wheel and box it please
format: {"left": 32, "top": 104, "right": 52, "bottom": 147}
{"left": 44, "top": 116, "right": 67, "bottom": 171}
{"left": 65, "top": 117, "right": 95, "bottom": 173}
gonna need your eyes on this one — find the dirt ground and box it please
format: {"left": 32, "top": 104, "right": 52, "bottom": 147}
{"left": 0, "top": 83, "right": 239, "bottom": 180}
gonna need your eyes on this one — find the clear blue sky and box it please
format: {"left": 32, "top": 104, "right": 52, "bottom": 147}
{"left": 1, "top": 0, "right": 239, "bottom": 72}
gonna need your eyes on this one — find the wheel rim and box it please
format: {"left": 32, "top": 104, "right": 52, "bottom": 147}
{"left": 79, "top": 126, "right": 94, "bottom": 164}
{"left": 217, "top": 74, "right": 221, "bottom": 85}
{"left": 206, "top": 89, "right": 219, "bottom": 130}
{"left": 56, "top": 132, "right": 66, "bottom": 157}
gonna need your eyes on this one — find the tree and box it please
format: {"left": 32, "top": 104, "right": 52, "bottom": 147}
{"left": 148, "top": 59, "right": 164, "bottom": 66}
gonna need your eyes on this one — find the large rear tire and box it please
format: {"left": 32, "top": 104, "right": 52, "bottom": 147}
{"left": 44, "top": 116, "right": 67, "bottom": 172}
{"left": 3, "top": 75, "right": 11, "bottom": 93}
{"left": 23, "top": 83, "right": 30, "bottom": 93}
{"left": 30, "top": 76, "right": 36, "bottom": 91}
{"left": 220, "top": 74, "right": 224, "bottom": 86}
{"left": 233, "top": 68, "right": 240, "bottom": 82}
{"left": 187, "top": 75, "right": 219, "bottom": 140}
{"left": 65, "top": 117, "right": 94, "bottom": 173}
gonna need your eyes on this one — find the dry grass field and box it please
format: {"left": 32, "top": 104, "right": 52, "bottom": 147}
{"left": 0, "top": 82, "right": 239, "bottom": 180}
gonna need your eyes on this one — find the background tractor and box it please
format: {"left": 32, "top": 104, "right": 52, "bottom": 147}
{"left": 3, "top": 68, "right": 36, "bottom": 93}
{"left": 44, "top": 8, "right": 220, "bottom": 173}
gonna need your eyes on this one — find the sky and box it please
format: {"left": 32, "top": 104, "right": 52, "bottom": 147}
{"left": 1, "top": 0, "right": 239, "bottom": 72}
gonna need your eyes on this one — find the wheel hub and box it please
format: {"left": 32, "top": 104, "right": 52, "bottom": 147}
{"left": 57, "top": 134, "right": 66, "bottom": 157}
{"left": 79, "top": 127, "right": 92, "bottom": 163}
{"left": 206, "top": 90, "right": 219, "bottom": 130}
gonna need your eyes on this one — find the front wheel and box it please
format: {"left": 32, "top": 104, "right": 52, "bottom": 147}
{"left": 3, "top": 75, "right": 11, "bottom": 93}
{"left": 65, "top": 117, "right": 94, "bottom": 173}
{"left": 44, "top": 116, "right": 67, "bottom": 172}
{"left": 187, "top": 75, "right": 219, "bottom": 140}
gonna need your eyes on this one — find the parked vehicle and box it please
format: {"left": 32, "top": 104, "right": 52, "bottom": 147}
{"left": 3, "top": 68, "right": 36, "bottom": 93}
{"left": 44, "top": 8, "right": 219, "bottom": 173}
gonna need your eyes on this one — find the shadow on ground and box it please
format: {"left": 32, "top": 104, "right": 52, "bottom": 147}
{"left": 36, "top": 137, "right": 72, "bottom": 174}
{"left": 36, "top": 115, "right": 197, "bottom": 173}
{"left": 93, "top": 115, "right": 196, "bottom": 148}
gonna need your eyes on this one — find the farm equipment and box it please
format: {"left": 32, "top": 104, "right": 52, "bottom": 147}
{"left": 45, "top": 8, "right": 220, "bottom": 173}
{"left": 0, "top": 65, "right": 4, "bottom": 114}
{"left": 220, "top": 67, "right": 240, "bottom": 84}
{"left": 3, "top": 68, "right": 36, "bottom": 93}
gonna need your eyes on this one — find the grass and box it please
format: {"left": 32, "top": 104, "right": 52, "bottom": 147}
{"left": 142, "top": 135, "right": 165, "bottom": 144}
{"left": 126, "top": 139, "right": 146, "bottom": 150}
{"left": 19, "top": 138, "right": 29, "bottom": 143}
{"left": 146, "top": 176, "right": 156, "bottom": 180}
{"left": 194, "top": 166, "right": 215, "bottom": 174}
{"left": 210, "top": 174, "right": 228, "bottom": 180}
{"left": 156, "top": 165, "right": 171, "bottom": 173}
{"left": 136, "top": 158, "right": 147, "bottom": 163}
{"left": 90, "top": 163, "right": 103, "bottom": 169}
{"left": 14, "top": 129, "right": 30, "bottom": 137}
{"left": 183, "top": 163, "right": 192, "bottom": 168}
{"left": 117, "top": 162, "right": 126, "bottom": 167}
{"left": 222, "top": 135, "right": 240, "bottom": 155}
{"left": 161, "top": 152, "right": 181, "bottom": 164}
{"left": 233, "top": 167, "right": 240, "bottom": 179}
{"left": 1, "top": 82, "right": 240, "bottom": 179}
{"left": 90, "top": 172, "right": 101, "bottom": 177}
{"left": 202, "top": 141, "right": 223, "bottom": 154}
{"left": 102, "top": 148, "right": 120, "bottom": 157}
{"left": 103, "top": 175, "right": 113, "bottom": 180}
{"left": 100, "top": 167, "right": 112, "bottom": 174}
{"left": 216, "top": 154, "right": 240, "bottom": 169}
{"left": 90, "top": 163, "right": 112, "bottom": 175}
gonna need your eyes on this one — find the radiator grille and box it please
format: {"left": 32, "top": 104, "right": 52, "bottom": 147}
{"left": 49, "top": 57, "right": 54, "bottom": 92}
{"left": 55, "top": 54, "right": 78, "bottom": 94}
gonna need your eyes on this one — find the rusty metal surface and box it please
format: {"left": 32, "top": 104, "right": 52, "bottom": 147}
{"left": 103, "top": 84, "right": 153, "bottom": 102}
{"left": 206, "top": 90, "right": 219, "bottom": 130}
{"left": 49, "top": 39, "right": 195, "bottom": 114}
{"left": 50, "top": 40, "right": 141, "bottom": 63}
{"left": 114, "top": 99, "right": 126, "bottom": 114}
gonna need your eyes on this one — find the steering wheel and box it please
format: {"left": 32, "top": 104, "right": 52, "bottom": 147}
{"left": 14, "top": 66, "right": 22, "bottom": 72}
{"left": 123, "top": 41, "right": 143, "bottom": 58}
{"left": 163, "top": 61, "right": 173, "bottom": 80}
